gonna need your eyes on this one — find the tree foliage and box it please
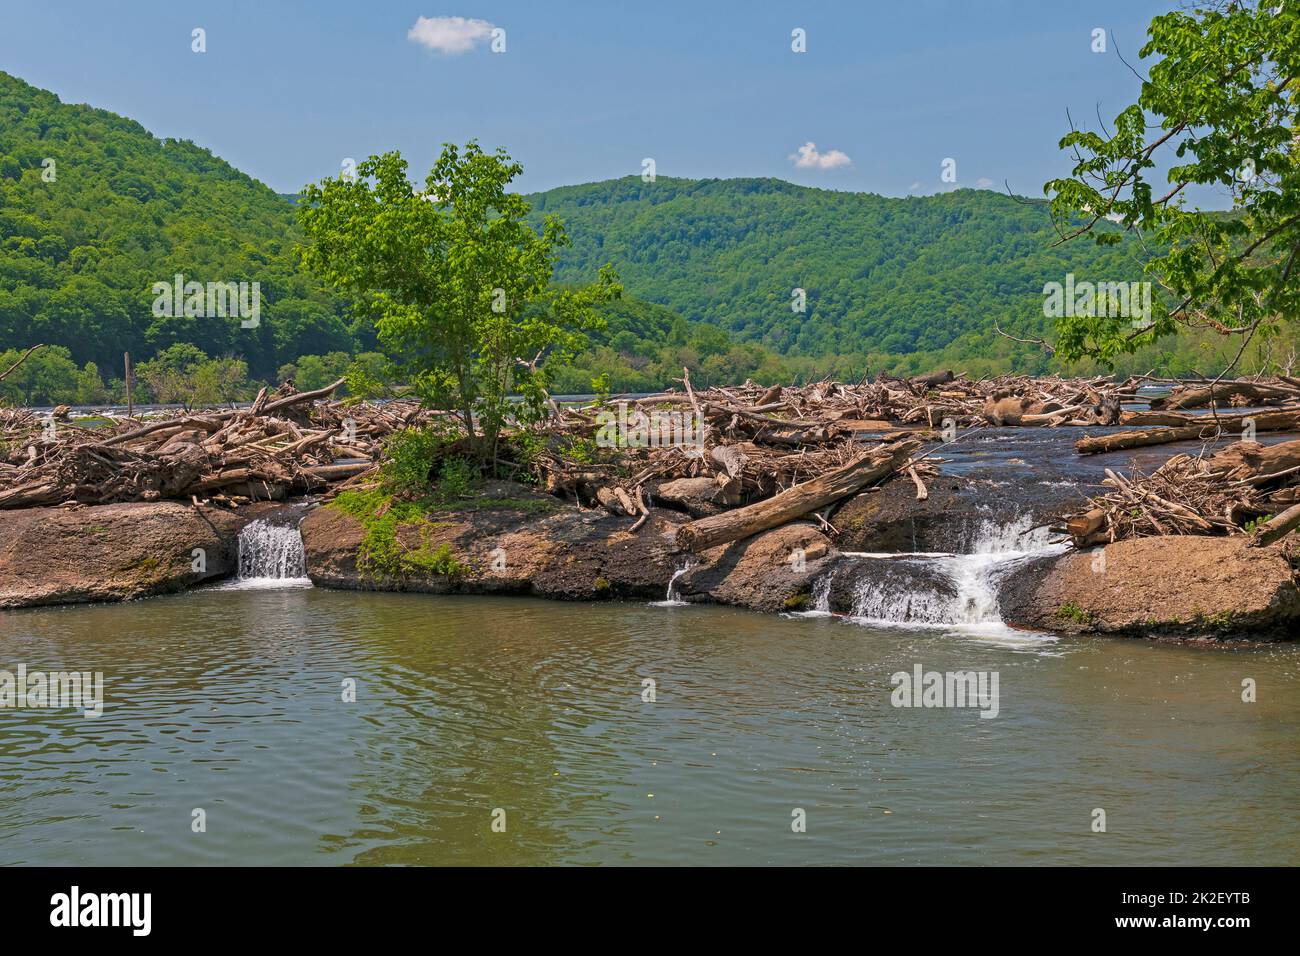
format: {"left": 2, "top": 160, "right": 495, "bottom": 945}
{"left": 299, "top": 143, "right": 620, "bottom": 453}
{"left": 1046, "top": 0, "right": 1300, "bottom": 367}
{"left": 527, "top": 176, "right": 1148, "bottom": 370}
{"left": 0, "top": 70, "right": 366, "bottom": 381}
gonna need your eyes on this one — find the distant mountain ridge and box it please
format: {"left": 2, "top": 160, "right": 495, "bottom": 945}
{"left": 0, "top": 70, "right": 361, "bottom": 380}
{"left": 1, "top": 68, "right": 1146, "bottom": 390}
{"left": 527, "top": 176, "right": 1146, "bottom": 368}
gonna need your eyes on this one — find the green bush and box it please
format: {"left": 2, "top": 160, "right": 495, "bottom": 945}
{"left": 379, "top": 428, "right": 446, "bottom": 498}
{"left": 437, "top": 457, "right": 477, "bottom": 500}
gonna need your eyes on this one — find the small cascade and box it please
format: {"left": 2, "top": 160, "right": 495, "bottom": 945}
{"left": 811, "top": 571, "right": 833, "bottom": 613}
{"left": 228, "top": 520, "right": 312, "bottom": 589}
{"left": 789, "top": 567, "right": 835, "bottom": 618}
{"left": 651, "top": 563, "right": 692, "bottom": 607}
{"left": 839, "top": 518, "right": 1066, "bottom": 634}
{"left": 965, "top": 513, "right": 1054, "bottom": 554}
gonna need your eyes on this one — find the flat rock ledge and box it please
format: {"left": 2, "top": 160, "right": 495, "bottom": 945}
{"left": 0, "top": 499, "right": 296, "bottom": 608}
{"left": 3, "top": 489, "right": 1298, "bottom": 643}
{"left": 298, "top": 482, "right": 833, "bottom": 612}
{"left": 1000, "top": 535, "right": 1300, "bottom": 642}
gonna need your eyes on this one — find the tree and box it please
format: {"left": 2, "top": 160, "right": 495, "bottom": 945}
{"left": 1046, "top": 1, "right": 1300, "bottom": 369}
{"left": 298, "top": 142, "right": 621, "bottom": 459}
{"left": 74, "top": 361, "right": 109, "bottom": 404}
{"left": 134, "top": 343, "right": 249, "bottom": 408}
{"left": 0, "top": 344, "right": 78, "bottom": 405}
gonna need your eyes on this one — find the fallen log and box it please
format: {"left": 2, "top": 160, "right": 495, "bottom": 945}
{"left": 1071, "top": 411, "right": 1300, "bottom": 455}
{"left": 1066, "top": 507, "right": 1108, "bottom": 547}
{"left": 1075, "top": 425, "right": 1216, "bottom": 455}
{"left": 1208, "top": 439, "right": 1300, "bottom": 483}
{"left": 100, "top": 415, "right": 228, "bottom": 449}
{"left": 1251, "top": 500, "right": 1300, "bottom": 546}
{"left": 1150, "top": 381, "right": 1300, "bottom": 410}
{"left": 299, "top": 462, "right": 374, "bottom": 483}
{"left": 1120, "top": 408, "right": 1300, "bottom": 430}
{"left": 674, "top": 439, "right": 919, "bottom": 552}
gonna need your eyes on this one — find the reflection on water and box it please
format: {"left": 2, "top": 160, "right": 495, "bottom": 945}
{"left": 1, "top": 589, "right": 1297, "bottom": 865}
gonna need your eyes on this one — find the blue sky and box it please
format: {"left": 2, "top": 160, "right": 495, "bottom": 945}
{"left": 1, "top": 0, "right": 1186, "bottom": 199}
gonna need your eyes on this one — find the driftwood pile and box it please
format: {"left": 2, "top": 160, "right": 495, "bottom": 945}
{"left": 1064, "top": 376, "right": 1300, "bottom": 548}
{"left": 1066, "top": 439, "right": 1300, "bottom": 548}
{"left": 523, "top": 371, "right": 1017, "bottom": 551}
{"left": 1077, "top": 377, "right": 1300, "bottom": 455}
{"left": 0, "top": 380, "right": 431, "bottom": 510}
{"left": 518, "top": 369, "right": 1223, "bottom": 553}
{"left": 542, "top": 371, "right": 1133, "bottom": 443}
{"left": 530, "top": 371, "right": 1300, "bottom": 554}
{"left": 11, "top": 361, "right": 1300, "bottom": 555}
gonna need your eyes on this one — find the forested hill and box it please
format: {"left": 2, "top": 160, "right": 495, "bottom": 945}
{"left": 0, "top": 70, "right": 360, "bottom": 381}
{"left": 527, "top": 177, "right": 1146, "bottom": 371}
{"left": 1, "top": 67, "right": 1155, "bottom": 403}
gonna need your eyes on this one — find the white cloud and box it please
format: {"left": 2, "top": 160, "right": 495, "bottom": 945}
{"left": 790, "top": 142, "right": 852, "bottom": 170}
{"left": 408, "top": 16, "right": 497, "bottom": 54}
{"left": 976, "top": 177, "right": 995, "bottom": 189}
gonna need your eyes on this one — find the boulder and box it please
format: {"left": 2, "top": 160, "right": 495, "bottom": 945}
{"left": 677, "top": 521, "right": 838, "bottom": 613}
{"left": 1001, "top": 535, "right": 1300, "bottom": 640}
{"left": 300, "top": 480, "right": 686, "bottom": 601}
{"left": 0, "top": 500, "right": 293, "bottom": 608}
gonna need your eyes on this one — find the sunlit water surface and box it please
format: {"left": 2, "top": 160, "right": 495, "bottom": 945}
{"left": 1, "top": 588, "right": 1297, "bottom": 865}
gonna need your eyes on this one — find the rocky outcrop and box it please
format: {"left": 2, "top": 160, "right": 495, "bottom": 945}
{"left": 831, "top": 473, "right": 1081, "bottom": 553}
{"left": 301, "top": 482, "right": 686, "bottom": 601}
{"left": 1001, "top": 535, "right": 1300, "bottom": 640}
{"left": 0, "top": 500, "right": 295, "bottom": 608}
{"left": 300, "top": 481, "right": 835, "bottom": 611}
{"left": 677, "top": 521, "right": 838, "bottom": 613}
{"left": 5, "top": 483, "right": 1299, "bottom": 644}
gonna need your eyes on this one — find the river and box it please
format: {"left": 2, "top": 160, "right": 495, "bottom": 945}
{"left": 2, "top": 582, "right": 1297, "bottom": 866}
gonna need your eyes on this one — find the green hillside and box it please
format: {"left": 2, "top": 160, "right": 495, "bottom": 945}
{"left": 528, "top": 176, "right": 1149, "bottom": 372}
{"left": 2, "top": 68, "right": 1187, "bottom": 404}
{"left": 0, "top": 70, "right": 364, "bottom": 384}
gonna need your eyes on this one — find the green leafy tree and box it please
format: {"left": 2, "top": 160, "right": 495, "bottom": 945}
{"left": 299, "top": 142, "right": 621, "bottom": 458}
{"left": 189, "top": 356, "right": 249, "bottom": 407}
{"left": 134, "top": 343, "right": 248, "bottom": 408}
{"left": 74, "top": 361, "right": 109, "bottom": 404}
{"left": 1045, "top": 1, "right": 1300, "bottom": 368}
{"left": 292, "top": 351, "right": 353, "bottom": 391}
{"left": 0, "top": 344, "right": 78, "bottom": 404}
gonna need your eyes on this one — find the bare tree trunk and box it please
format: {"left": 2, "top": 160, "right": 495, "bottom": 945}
{"left": 0, "top": 344, "right": 45, "bottom": 385}
{"left": 675, "top": 439, "right": 919, "bottom": 552}
{"left": 1251, "top": 501, "right": 1300, "bottom": 546}
{"left": 1075, "top": 411, "right": 1300, "bottom": 455}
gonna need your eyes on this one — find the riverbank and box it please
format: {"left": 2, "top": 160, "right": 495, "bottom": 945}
{"left": 5, "top": 372, "right": 1300, "bottom": 641}
{"left": 4, "top": 473, "right": 1298, "bottom": 642}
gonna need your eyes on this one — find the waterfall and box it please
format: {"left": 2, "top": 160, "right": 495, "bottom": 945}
{"left": 839, "top": 518, "right": 1066, "bottom": 636}
{"left": 788, "top": 567, "right": 835, "bottom": 618}
{"left": 965, "top": 513, "right": 1054, "bottom": 554}
{"left": 811, "top": 570, "right": 833, "bottom": 613}
{"left": 651, "top": 563, "right": 692, "bottom": 607}
{"left": 227, "top": 520, "right": 312, "bottom": 589}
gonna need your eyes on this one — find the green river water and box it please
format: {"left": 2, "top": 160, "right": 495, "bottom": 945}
{"left": 1, "top": 585, "right": 1297, "bottom": 865}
